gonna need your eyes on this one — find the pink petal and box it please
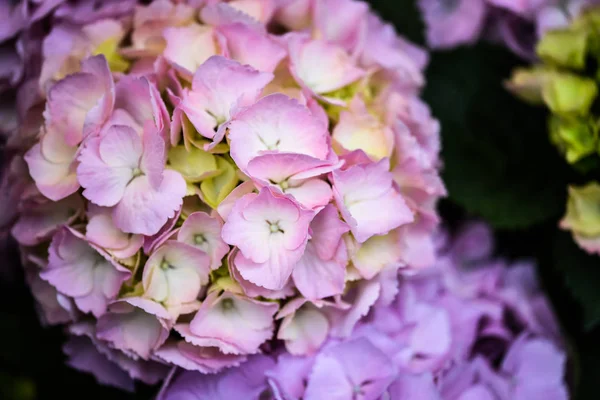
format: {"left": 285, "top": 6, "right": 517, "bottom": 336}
{"left": 229, "top": 249, "right": 295, "bottom": 299}
{"left": 98, "top": 125, "right": 143, "bottom": 168}
{"left": 113, "top": 170, "right": 186, "bottom": 235}
{"left": 332, "top": 101, "right": 395, "bottom": 161}
{"left": 184, "top": 56, "right": 273, "bottom": 140}
{"left": 86, "top": 206, "right": 143, "bottom": 259}
{"left": 328, "top": 280, "right": 381, "bottom": 338}
{"left": 278, "top": 304, "right": 329, "bottom": 355}
{"left": 228, "top": 94, "right": 329, "bottom": 171}
{"left": 332, "top": 159, "right": 413, "bottom": 243}
{"left": 63, "top": 335, "right": 135, "bottom": 392}
{"left": 217, "top": 23, "right": 286, "bottom": 72}
{"left": 352, "top": 230, "right": 403, "bottom": 279}
{"left": 142, "top": 241, "right": 211, "bottom": 307}
{"left": 310, "top": 204, "right": 350, "bottom": 260}
{"left": 154, "top": 341, "right": 247, "bottom": 373}
{"left": 217, "top": 180, "right": 257, "bottom": 221}
{"left": 292, "top": 241, "right": 347, "bottom": 300}
{"left": 178, "top": 291, "right": 277, "bottom": 354}
{"left": 12, "top": 195, "right": 83, "bottom": 246}
{"left": 96, "top": 300, "right": 170, "bottom": 360}
{"left": 163, "top": 23, "right": 218, "bottom": 76}
{"left": 178, "top": 211, "right": 229, "bottom": 270}
{"left": 115, "top": 76, "right": 170, "bottom": 139}
{"left": 77, "top": 133, "right": 136, "bottom": 207}
{"left": 288, "top": 34, "right": 365, "bottom": 94}
{"left": 45, "top": 55, "right": 113, "bottom": 146}
{"left": 312, "top": 0, "right": 368, "bottom": 50}
{"left": 283, "top": 178, "right": 333, "bottom": 210}
{"left": 24, "top": 133, "right": 79, "bottom": 201}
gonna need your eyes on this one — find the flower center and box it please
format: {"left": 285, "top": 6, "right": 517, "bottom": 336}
{"left": 194, "top": 234, "right": 207, "bottom": 245}
{"left": 160, "top": 259, "right": 174, "bottom": 270}
{"left": 268, "top": 220, "right": 284, "bottom": 234}
{"left": 258, "top": 135, "right": 281, "bottom": 151}
{"left": 132, "top": 167, "right": 143, "bottom": 178}
{"left": 221, "top": 298, "right": 234, "bottom": 310}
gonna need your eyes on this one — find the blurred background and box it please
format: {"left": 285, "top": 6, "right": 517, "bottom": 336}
{"left": 1, "top": 1, "right": 599, "bottom": 399}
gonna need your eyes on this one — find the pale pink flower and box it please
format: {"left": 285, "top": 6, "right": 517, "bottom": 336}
{"left": 217, "top": 22, "right": 286, "bottom": 73}
{"left": 175, "top": 290, "right": 278, "bottom": 354}
{"left": 39, "top": 20, "right": 125, "bottom": 91}
{"left": 312, "top": 0, "right": 369, "bottom": 51}
{"left": 222, "top": 187, "right": 314, "bottom": 290}
{"left": 114, "top": 76, "right": 171, "bottom": 140}
{"left": 177, "top": 211, "right": 230, "bottom": 270}
{"left": 154, "top": 340, "right": 247, "bottom": 373}
{"left": 202, "top": 0, "right": 276, "bottom": 25}
{"left": 360, "top": 15, "right": 428, "bottom": 88}
{"left": 25, "top": 55, "right": 114, "bottom": 200}
{"left": 96, "top": 298, "right": 171, "bottom": 360}
{"left": 177, "top": 55, "right": 273, "bottom": 146}
{"left": 288, "top": 34, "right": 365, "bottom": 97}
{"left": 332, "top": 158, "right": 414, "bottom": 243}
{"left": 246, "top": 153, "right": 337, "bottom": 210}
{"left": 292, "top": 204, "right": 349, "bottom": 300}
{"left": 351, "top": 229, "right": 404, "bottom": 279}
{"left": 142, "top": 240, "right": 211, "bottom": 316}
{"left": 86, "top": 205, "right": 144, "bottom": 259}
{"left": 40, "top": 227, "right": 131, "bottom": 318}
{"left": 11, "top": 194, "right": 83, "bottom": 246}
{"left": 277, "top": 298, "right": 330, "bottom": 355}
{"left": 77, "top": 124, "right": 186, "bottom": 236}
{"left": 163, "top": 23, "right": 218, "bottom": 79}
{"left": 332, "top": 97, "right": 395, "bottom": 161}
{"left": 122, "top": 0, "right": 194, "bottom": 58}
{"left": 273, "top": 0, "right": 312, "bottom": 30}
{"left": 228, "top": 93, "right": 330, "bottom": 172}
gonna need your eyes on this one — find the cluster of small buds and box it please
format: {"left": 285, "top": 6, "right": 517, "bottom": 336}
{"left": 506, "top": 6, "right": 600, "bottom": 255}
{"left": 159, "top": 222, "right": 568, "bottom": 400}
{"left": 2, "top": 0, "right": 445, "bottom": 390}
{"left": 418, "top": 0, "right": 599, "bottom": 59}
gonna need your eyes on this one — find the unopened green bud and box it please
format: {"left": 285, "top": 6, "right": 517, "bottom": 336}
{"left": 542, "top": 73, "right": 597, "bottom": 116}
{"left": 561, "top": 181, "right": 600, "bottom": 237}
{"left": 168, "top": 145, "right": 221, "bottom": 183}
{"left": 505, "top": 67, "right": 555, "bottom": 105}
{"left": 536, "top": 28, "right": 588, "bottom": 70}
{"left": 548, "top": 115, "right": 598, "bottom": 164}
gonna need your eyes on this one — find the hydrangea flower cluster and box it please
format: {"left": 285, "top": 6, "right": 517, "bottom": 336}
{"left": 160, "top": 222, "right": 567, "bottom": 400}
{"left": 507, "top": 6, "right": 600, "bottom": 254}
{"left": 418, "top": 0, "right": 599, "bottom": 59}
{"left": 3, "top": 0, "right": 445, "bottom": 390}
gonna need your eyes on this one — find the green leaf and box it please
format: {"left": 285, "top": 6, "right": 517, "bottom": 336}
{"left": 553, "top": 230, "right": 600, "bottom": 331}
{"left": 423, "top": 43, "right": 570, "bottom": 229}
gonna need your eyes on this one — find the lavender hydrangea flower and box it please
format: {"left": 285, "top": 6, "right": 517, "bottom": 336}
{"left": 160, "top": 222, "right": 568, "bottom": 400}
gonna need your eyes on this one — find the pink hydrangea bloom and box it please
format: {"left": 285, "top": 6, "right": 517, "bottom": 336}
{"left": 7, "top": 0, "right": 447, "bottom": 392}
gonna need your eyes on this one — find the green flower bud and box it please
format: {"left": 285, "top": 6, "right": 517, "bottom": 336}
{"left": 561, "top": 181, "right": 600, "bottom": 237}
{"left": 548, "top": 115, "right": 598, "bottom": 164}
{"left": 505, "top": 67, "right": 555, "bottom": 105}
{"left": 168, "top": 145, "right": 221, "bottom": 183}
{"left": 536, "top": 28, "right": 588, "bottom": 70}
{"left": 541, "top": 73, "right": 598, "bottom": 116}
{"left": 200, "top": 156, "right": 239, "bottom": 209}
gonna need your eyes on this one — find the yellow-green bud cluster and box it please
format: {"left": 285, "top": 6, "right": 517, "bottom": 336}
{"left": 507, "top": 7, "right": 600, "bottom": 165}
